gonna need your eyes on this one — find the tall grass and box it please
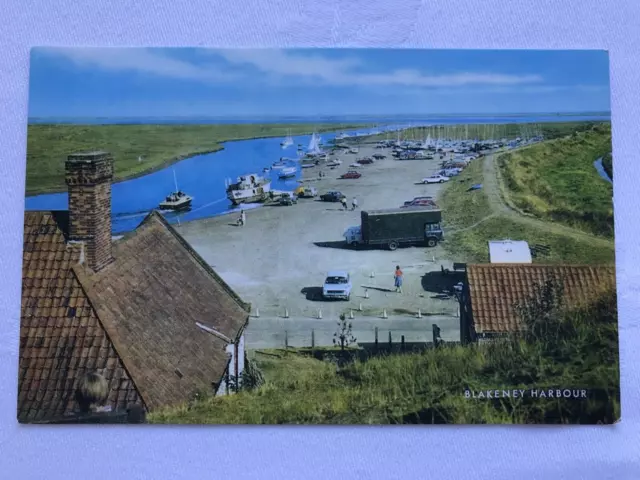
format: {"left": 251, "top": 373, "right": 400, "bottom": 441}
{"left": 150, "top": 288, "right": 619, "bottom": 425}
{"left": 498, "top": 124, "right": 613, "bottom": 237}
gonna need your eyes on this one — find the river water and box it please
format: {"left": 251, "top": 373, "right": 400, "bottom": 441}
{"left": 25, "top": 115, "right": 610, "bottom": 234}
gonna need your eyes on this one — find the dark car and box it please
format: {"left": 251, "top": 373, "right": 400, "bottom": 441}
{"left": 320, "top": 191, "right": 346, "bottom": 202}
{"left": 357, "top": 158, "right": 374, "bottom": 165}
{"left": 340, "top": 171, "right": 362, "bottom": 179}
{"left": 401, "top": 199, "right": 438, "bottom": 208}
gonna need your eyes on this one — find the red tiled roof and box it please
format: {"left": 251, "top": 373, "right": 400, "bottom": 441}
{"left": 75, "top": 212, "right": 249, "bottom": 410}
{"left": 20, "top": 212, "right": 141, "bottom": 422}
{"left": 20, "top": 210, "right": 250, "bottom": 421}
{"left": 466, "top": 264, "right": 616, "bottom": 334}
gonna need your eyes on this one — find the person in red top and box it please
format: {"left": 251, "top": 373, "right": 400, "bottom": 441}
{"left": 394, "top": 265, "right": 403, "bottom": 293}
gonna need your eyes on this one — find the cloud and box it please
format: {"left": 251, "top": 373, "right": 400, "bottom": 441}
{"left": 214, "top": 49, "right": 544, "bottom": 87}
{"left": 34, "top": 47, "right": 238, "bottom": 83}
{"left": 38, "top": 47, "right": 546, "bottom": 89}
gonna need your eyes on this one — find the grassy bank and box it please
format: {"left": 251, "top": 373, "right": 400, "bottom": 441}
{"left": 25, "top": 123, "right": 371, "bottom": 195}
{"left": 438, "top": 139, "right": 615, "bottom": 264}
{"left": 447, "top": 216, "right": 616, "bottom": 264}
{"left": 149, "top": 288, "right": 619, "bottom": 425}
{"left": 497, "top": 124, "right": 613, "bottom": 237}
{"left": 355, "top": 121, "right": 602, "bottom": 143}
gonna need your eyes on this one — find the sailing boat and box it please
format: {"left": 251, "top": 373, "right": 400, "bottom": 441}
{"left": 159, "top": 168, "right": 193, "bottom": 211}
{"left": 280, "top": 129, "right": 294, "bottom": 149}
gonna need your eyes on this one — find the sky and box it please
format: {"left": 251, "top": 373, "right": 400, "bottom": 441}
{"left": 28, "top": 48, "right": 611, "bottom": 118}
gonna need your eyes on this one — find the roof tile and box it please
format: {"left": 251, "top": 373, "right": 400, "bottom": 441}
{"left": 466, "top": 264, "right": 616, "bottom": 334}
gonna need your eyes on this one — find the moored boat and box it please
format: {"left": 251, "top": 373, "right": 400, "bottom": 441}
{"left": 225, "top": 173, "right": 272, "bottom": 205}
{"left": 278, "top": 166, "right": 297, "bottom": 179}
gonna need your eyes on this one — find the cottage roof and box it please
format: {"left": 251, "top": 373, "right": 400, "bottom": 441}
{"left": 466, "top": 264, "right": 616, "bottom": 334}
{"left": 20, "top": 211, "right": 141, "bottom": 422}
{"left": 20, "top": 210, "right": 249, "bottom": 421}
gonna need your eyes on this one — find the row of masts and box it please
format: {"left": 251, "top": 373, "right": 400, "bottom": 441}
{"left": 381, "top": 123, "right": 545, "bottom": 143}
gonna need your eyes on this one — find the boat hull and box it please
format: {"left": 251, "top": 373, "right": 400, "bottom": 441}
{"left": 228, "top": 193, "right": 268, "bottom": 205}
{"left": 159, "top": 199, "right": 192, "bottom": 211}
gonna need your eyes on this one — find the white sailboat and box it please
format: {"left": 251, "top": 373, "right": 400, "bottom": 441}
{"left": 280, "top": 129, "right": 294, "bottom": 149}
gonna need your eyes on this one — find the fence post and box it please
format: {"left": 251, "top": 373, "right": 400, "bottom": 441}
{"left": 374, "top": 327, "right": 379, "bottom": 352}
{"left": 285, "top": 330, "right": 289, "bottom": 352}
{"left": 311, "top": 329, "right": 315, "bottom": 353}
{"left": 401, "top": 335, "right": 405, "bottom": 352}
{"left": 388, "top": 331, "right": 392, "bottom": 350}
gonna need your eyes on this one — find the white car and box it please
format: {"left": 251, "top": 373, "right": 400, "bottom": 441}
{"left": 422, "top": 175, "right": 450, "bottom": 184}
{"left": 349, "top": 162, "right": 360, "bottom": 167}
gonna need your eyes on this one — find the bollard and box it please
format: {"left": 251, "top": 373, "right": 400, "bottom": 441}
{"left": 417, "top": 309, "right": 422, "bottom": 319}
{"left": 365, "top": 289, "right": 370, "bottom": 299}
{"left": 370, "top": 271, "right": 375, "bottom": 278}
{"left": 255, "top": 308, "right": 260, "bottom": 318}
{"left": 359, "top": 302, "right": 364, "bottom": 311}
{"left": 317, "top": 309, "right": 323, "bottom": 319}
{"left": 349, "top": 310, "right": 354, "bottom": 319}
{"left": 284, "top": 308, "right": 289, "bottom": 318}
{"left": 382, "top": 309, "right": 388, "bottom": 319}
{"left": 374, "top": 326, "right": 379, "bottom": 351}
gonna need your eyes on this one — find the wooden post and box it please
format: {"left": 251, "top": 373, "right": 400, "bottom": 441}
{"left": 374, "top": 327, "right": 379, "bottom": 352}
{"left": 401, "top": 335, "right": 405, "bottom": 352}
{"left": 285, "top": 330, "right": 289, "bottom": 352}
{"left": 311, "top": 329, "right": 315, "bottom": 351}
{"left": 388, "top": 331, "right": 392, "bottom": 349}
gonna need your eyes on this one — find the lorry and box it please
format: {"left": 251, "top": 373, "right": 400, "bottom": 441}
{"left": 343, "top": 207, "right": 444, "bottom": 250}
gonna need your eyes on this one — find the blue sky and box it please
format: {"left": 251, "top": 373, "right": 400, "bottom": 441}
{"left": 28, "top": 48, "right": 611, "bottom": 118}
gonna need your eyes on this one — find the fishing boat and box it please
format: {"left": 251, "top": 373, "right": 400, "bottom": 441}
{"left": 225, "top": 173, "right": 272, "bottom": 205}
{"left": 271, "top": 159, "right": 289, "bottom": 169}
{"left": 159, "top": 169, "right": 193, "bottom": 211}
{"left": 300, "top": 163, "right": 315, "bottom": 169}
{"left": 278, "top": 166, "right": 297, "bottom": 179}
{"left": 280, "top": 129, "right": 294, "bottom": 149}
{"left": 326, "top": 159, "right": 342, "bottom": 167}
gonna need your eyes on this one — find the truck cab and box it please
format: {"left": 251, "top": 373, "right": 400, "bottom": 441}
{"left": 344, "top": 225, "right": 363, "bottom": 248}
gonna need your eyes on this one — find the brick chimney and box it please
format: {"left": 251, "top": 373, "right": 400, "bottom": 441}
{"left": 65, "top": 151, "right": 114, "bottom": 272}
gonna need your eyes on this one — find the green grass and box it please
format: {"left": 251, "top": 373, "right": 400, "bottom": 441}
{"left": 497, "top": 124, "right": 613, "bottom": 237}
{"left": 439, "top": 158, "right": 490, "bottom": 228}
{"left": 25, "top": 123, "right": 371, "bottom": 195}
{"left": 445, "top": 216, "right": 616, "bottom": 264}
{"left": 149, "top": 289, "right": 619, "bottom": 425}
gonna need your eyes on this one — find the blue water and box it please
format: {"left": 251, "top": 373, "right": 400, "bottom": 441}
{"left": 594, "top": 157, "right": 613, "bottom": 184}
{"left": 25, "top": 116, "right": 611, "bottom": 234}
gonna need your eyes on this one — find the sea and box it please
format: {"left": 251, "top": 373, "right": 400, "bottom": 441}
{"left": 25, "top": 114, "right": 611, "bottom": 234}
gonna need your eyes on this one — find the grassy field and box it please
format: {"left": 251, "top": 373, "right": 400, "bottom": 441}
{"left": 497, "top": 124, "right": 613, "bottom": 237}
{"left": 149, "top": 288, "right": 619, "bottom": 425}
{"left": 439, "top": 158, "right": 490, "bottom": 229}
{"left": 355, "top": 121, "right": 601, "bottom": 144}
{"left": 25, "top": 123, "right": 370, "bottom": 195}
{"left": 446, "top": 217, "right": 616, "bottom": 264}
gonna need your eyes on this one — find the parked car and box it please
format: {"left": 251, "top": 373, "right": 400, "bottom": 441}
{"left": 372, "top": 153, "right": 386, "bottom": 160}
{"left": 320, "top": 191, "right": 346, "bottom": 202}
{"left": 357, "top": 158, "right": 374, "bottom": 165}
{"left": 297, "top": 187, "right": 318, "bottom": 198}
{"left": 322, "top": 270, "right": 352, "bottom": 301}
{"left": 422, "top": 175, "right": 450, "bottom": 184}
{"left": 340, "top": 171, "right": 362, "bottom": 179}
{"left": 401, "top": 198, "right": 438, "bottom": 208}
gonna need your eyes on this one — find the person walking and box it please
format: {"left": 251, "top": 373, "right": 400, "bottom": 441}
{"left": 351, "top": 197, "right": 358, "bottom": 210}
{"left": 341, "top": 197, "right": 348, "bottom": 210}
{"left": 394, "top": 265, "right": 403, "bottom": 293}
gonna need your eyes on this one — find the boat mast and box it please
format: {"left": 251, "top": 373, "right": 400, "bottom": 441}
{"left": 173, "top": 168, "right": 179, "bottom": 192}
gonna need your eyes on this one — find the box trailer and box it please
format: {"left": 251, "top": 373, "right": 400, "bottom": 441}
{"left": 344, "top": 207, "right": 444, "bottom": 250}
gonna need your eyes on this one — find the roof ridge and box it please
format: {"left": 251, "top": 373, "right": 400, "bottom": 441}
{"left": 141, "top": 211, "right": 252, "bottom": 315}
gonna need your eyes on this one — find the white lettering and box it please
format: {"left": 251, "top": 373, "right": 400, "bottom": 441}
{"left": 502, "top": 390, "right": 511, "bottom": 398}
{"left": 519, "top": 389, "right": 525, "bottom": 398}
{"left": 531, "top": 389, "right": 539, "bottom": 397}
{"left": 478, "top": 391, "right": 485, "bottom": 398}
{"left": 465, "top": 390, "right": 471, "bottom": 398}
{"left": 581, "top": 390, "right": 587, "bottom": 398}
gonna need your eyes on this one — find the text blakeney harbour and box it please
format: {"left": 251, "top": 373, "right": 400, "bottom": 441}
{"left": 464, "top": 389, "right": 588, "bottom": 399}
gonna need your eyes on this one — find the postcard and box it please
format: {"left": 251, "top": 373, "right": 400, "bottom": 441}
{"left": 20, "top": 48, "right": 618, "bottom": 424}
